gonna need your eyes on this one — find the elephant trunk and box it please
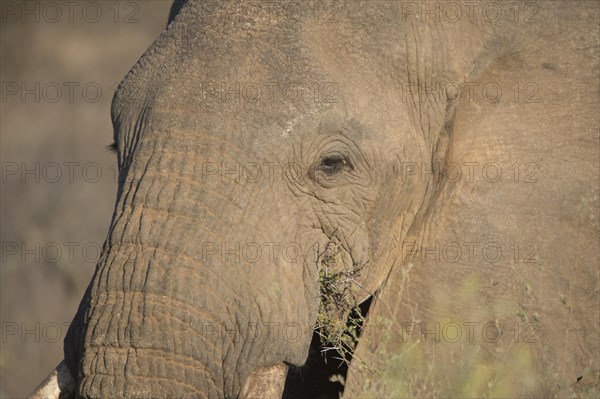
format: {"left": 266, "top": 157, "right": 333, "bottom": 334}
{"left": 65, "top": 140, "right": 315, "bottom": 398}
{"left": 66, "top": 238, "right": 234, "bottom": 398}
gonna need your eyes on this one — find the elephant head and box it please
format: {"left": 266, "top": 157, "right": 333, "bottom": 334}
{"left": 49, "top": 1, "right": 527, "bottom": 398}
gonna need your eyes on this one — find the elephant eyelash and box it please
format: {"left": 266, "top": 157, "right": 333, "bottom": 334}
{"left": 107, "top": 142, "right": 118, "bottom": 154}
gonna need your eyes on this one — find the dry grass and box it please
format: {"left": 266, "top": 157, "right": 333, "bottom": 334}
{"left": 314, "top": 241, "right": 373, "bottom": 387}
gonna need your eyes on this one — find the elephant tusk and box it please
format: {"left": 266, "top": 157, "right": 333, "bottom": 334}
{"left": 240, "top": 363, "right": 288, "bottom": 399}
{"left": 29, "top": 360, "right": 75, "bottom": 399}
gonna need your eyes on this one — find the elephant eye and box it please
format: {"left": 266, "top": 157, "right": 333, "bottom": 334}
{"left": 317, "top": 154, "right": 351, "bottom": 175}
{"left": 309, "top": 151, "right": 355, "bottom": 187}
{"left": 319, "top": 154, "right": 346, "bottom": 174}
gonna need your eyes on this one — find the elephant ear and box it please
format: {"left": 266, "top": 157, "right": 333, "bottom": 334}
{"left": 345, "top": 6, "right": 599, "bottom": 397}
{"left": 167, "top": 0, "right": 187, "bottom": 25}
{"left": 387, "top": 17, "right": 517, "bottom": 220}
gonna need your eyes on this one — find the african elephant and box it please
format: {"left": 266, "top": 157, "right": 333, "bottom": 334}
{"left": 31, "top": 0, "right": 598, "bottom": 398}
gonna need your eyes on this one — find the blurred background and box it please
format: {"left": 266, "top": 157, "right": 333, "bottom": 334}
{"left": 0, "top": 1, "right": 172, "bottom": 397}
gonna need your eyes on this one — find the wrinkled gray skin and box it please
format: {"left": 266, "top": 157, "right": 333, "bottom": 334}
{"left": 63, "top": 1, "right": 599, "bottom": 398}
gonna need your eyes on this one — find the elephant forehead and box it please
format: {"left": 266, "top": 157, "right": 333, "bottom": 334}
{"left": 112, "top": 4, "right": 410, "bottom": 160}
